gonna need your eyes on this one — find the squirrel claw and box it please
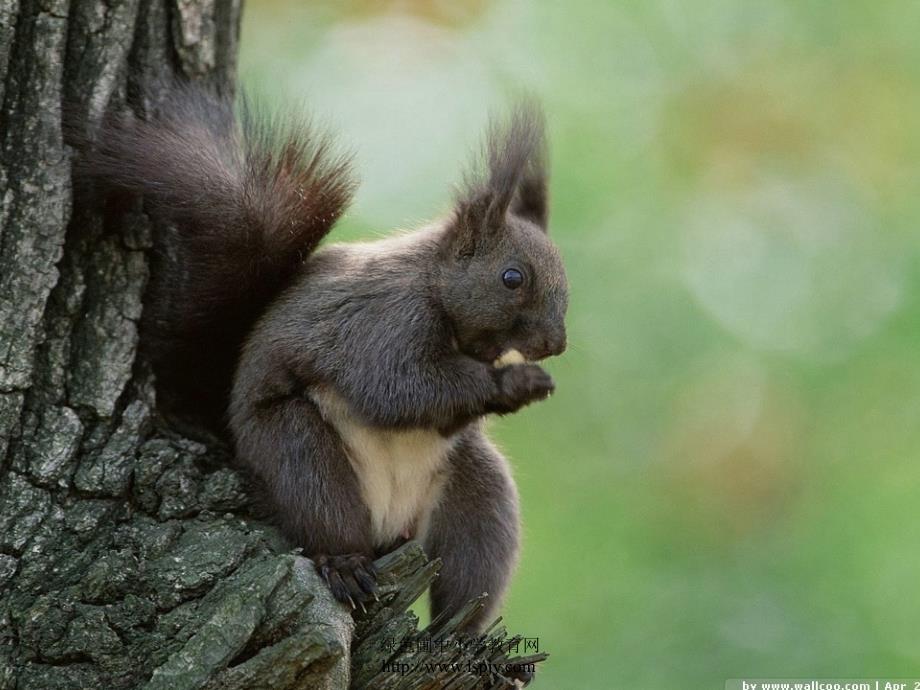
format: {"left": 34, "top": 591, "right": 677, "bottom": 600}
{"left": 313, "top": 552, "right": 379, "bottom": 610}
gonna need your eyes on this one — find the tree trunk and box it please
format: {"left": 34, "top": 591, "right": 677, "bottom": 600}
{"left": 0, "top": 2, "right": 546, "bottom": 688}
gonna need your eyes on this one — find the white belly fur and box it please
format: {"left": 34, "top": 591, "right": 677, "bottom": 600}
{"left": 309, "top": 386, "right": 454, "bottom": 546}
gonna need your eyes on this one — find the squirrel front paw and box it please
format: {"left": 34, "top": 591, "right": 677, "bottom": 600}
{"left": 491, "top": 363, "right": 555, "bottom": 414}
{"left": 314, "top": 553, "right": 378, "bottom": 611}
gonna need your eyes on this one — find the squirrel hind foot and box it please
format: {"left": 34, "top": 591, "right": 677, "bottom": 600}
{"left": 314, "top": 552, "right": 379, "bottom": 608}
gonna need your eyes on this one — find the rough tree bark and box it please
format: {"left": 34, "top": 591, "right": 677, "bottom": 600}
{"left": 0, "top": 2, "right": 547, "bottom": 688}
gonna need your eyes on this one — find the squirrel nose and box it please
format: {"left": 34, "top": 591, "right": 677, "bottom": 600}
{"left": 548, "top": 333, "right": 567, "bottom": 357}
{"left": 536, "top": 332, "right": 566, "bottom": 359}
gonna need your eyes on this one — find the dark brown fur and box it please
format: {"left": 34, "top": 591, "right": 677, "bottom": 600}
{"left": 81, "top": 83, "right": 355, "bottom": 428}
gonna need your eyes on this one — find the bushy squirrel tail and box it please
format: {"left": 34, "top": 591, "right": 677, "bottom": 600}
{"left": 83, "top": 82, "right": 356, "bottom": 430}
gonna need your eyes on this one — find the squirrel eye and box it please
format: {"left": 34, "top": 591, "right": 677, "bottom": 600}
{"left": 501, "top": 268, "right": 524, "bottom": 290}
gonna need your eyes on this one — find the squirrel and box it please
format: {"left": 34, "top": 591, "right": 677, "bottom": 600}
{"left": 83, "top": 82, "right": 568, "bottom": 633}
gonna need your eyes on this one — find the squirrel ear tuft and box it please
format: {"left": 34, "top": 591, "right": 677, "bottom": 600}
{"left": 452, "top": 100, "right": 549, "bottom": 254}
{"left": 510, "top": 124, "right": 549, "bottom": 231}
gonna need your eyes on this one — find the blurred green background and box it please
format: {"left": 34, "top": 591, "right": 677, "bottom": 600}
{"left": 241, "top": 1, "right": 920, "bottom": 687}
